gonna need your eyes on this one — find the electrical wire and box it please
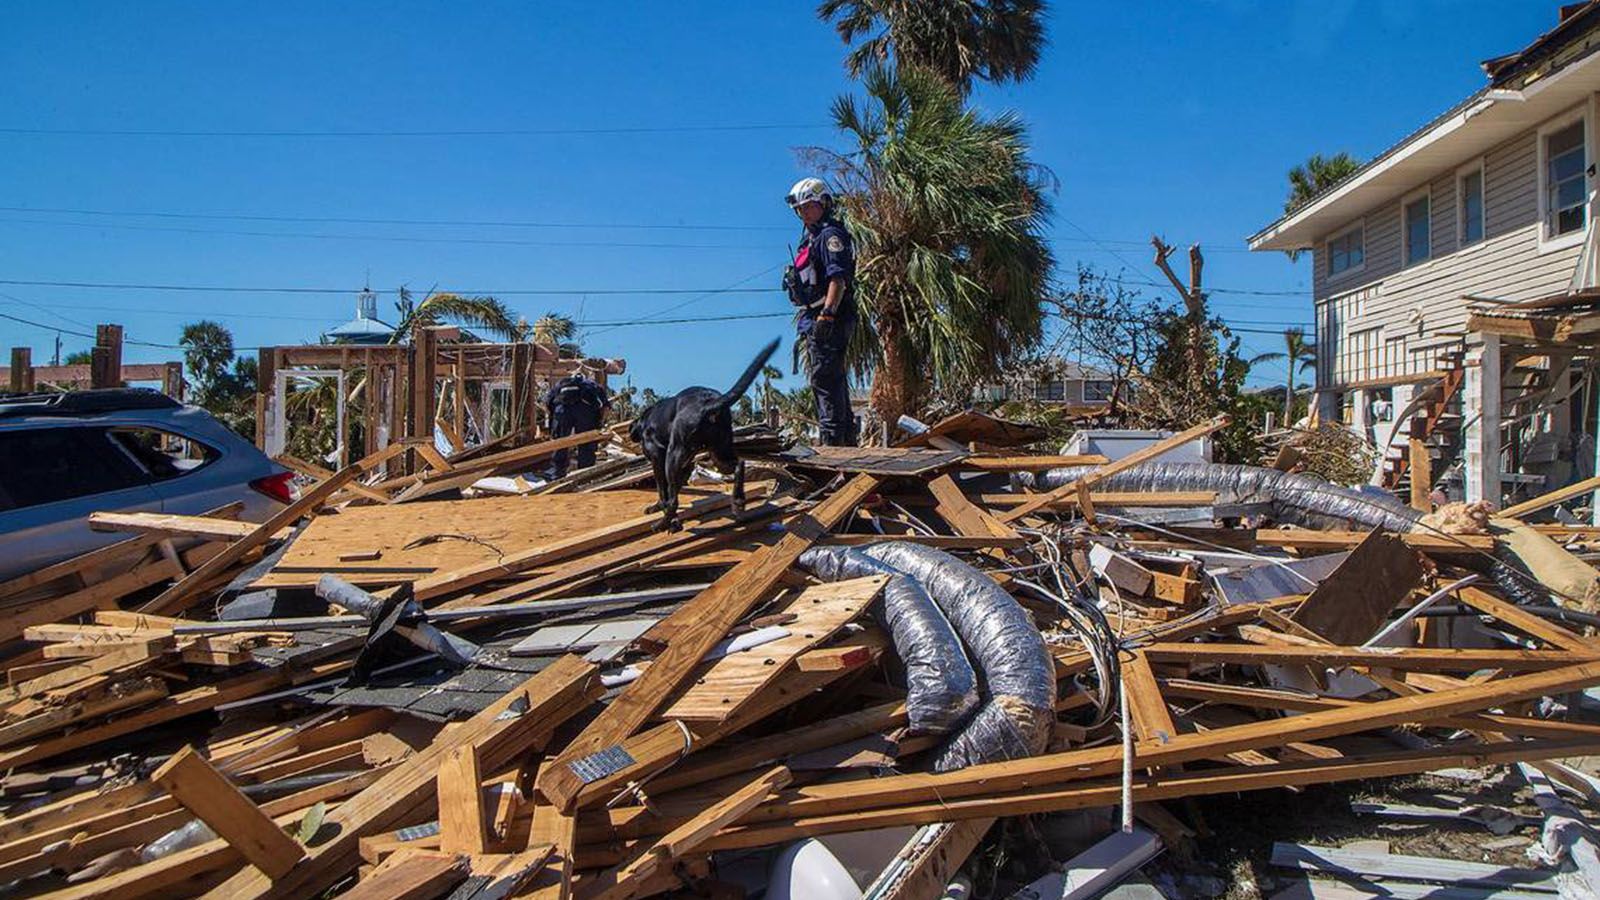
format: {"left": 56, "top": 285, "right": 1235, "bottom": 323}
{"left": 0, "top": 217, "right": 767, "bottom": 251}
{"left": 0, "top": 123, "right": 826, "bottom": 138}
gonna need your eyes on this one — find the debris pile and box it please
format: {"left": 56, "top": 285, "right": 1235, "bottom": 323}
{"left": 4, "top": 413, "right": 1600, "bottom": 899}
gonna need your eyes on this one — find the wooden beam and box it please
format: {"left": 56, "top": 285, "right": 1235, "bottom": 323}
{"left": 339, "top": 850, "right": 468, "bottom": 900}
{"left": 659, "top": 739, "right": 1600, "bottom": 853}
{"left": 676, "top": 661, "right": 1600, "bottom": 822}
{"left": 89, "top": 510, "right": 256, "bottom": 542}
{"left": 151, "top": 745, "right": 306, "bottom": 879}
{"left": 1501, "top": 475, "right": 1600, "bottom": 519}
{"left": 437, "top": 745, "right": 490, "bottom": 855}
{"left": 8, "top": 347, "right": 32, "bottom": 393}
{"left": 1000, "top": 416, "right": 1227, "bottom": 523}
{"left": 959, "top": 455, "right": 1109, "bottom": 471}
{"left": 1456, "top": 586, "right": 1600, "bottom": 652}
{"left": 586, "top": 766, "right": 791, "bottom": 900}
{"left": 536, "top": 475, "right": 878, "bottom": 812}
{"left": 204, "top": 654, "right": 599, "bottom": 900}
{"left": 1140, "top": 642, "right": 1594, "bottom": 672}
{"left": 90, "top": 324, "right": 123, "bottom": 389}
{"left": 1252, "top": 529, "right": 1493, "bottom": 553}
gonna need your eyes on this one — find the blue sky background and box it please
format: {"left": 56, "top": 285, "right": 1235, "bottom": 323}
{"left": 0, "top": 1, "right": 1565, "bottom": 393}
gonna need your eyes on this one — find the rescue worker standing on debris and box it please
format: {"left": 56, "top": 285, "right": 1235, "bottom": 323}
{"left": 783, "top": 177, "right": 859, "bottom": 446}
{"left": 545, "top": 366, "right": 611, "bottom": 477}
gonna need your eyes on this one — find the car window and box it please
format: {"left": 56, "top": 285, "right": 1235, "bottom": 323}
{"left": 108, "top": 427, "right": 219, "bottom": 481}
{"left": 0, "top": 427, "right": 150, "bottom": 511}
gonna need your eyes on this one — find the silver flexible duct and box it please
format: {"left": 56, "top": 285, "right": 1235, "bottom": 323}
{"left": 1014, "top": 462, "right": 1547, "bottom": 606}
{"left": 805, "top": 543, "right": 1056, "bottom": 771}
{"left": 797, "top": 547, "right": 978, "bottom": 736}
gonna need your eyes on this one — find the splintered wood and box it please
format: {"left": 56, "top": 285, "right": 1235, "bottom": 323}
{"left": 3, "top": 410, "right": 1600, "bottom": 898}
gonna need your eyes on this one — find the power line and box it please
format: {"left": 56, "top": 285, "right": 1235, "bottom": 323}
{"left": 0, "top": 276, "right": 1311, "bottom": 299}
{"left": 0, "top": 217, "right": 766, "bottom": 251}
{"left": 0, "top": 278, "right": 778, "bottom": 297}
{"left": 0, "top": 204, "right": 1264, "bottom": 249}
{"left": 0, "top": 205, "right": 788, "bottom": 233}
{"left": 0, "top": 123, "right": 827, "bottom": 138}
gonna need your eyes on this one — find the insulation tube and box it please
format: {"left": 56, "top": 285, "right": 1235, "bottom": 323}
{"left": 839, "top": 543, "right": 1056, "bottom": 770}
{"left": 797, "top": 547, "right": 978, "bottom": 736}
{"left": 1014, "top": 462, "right": 1549, "bottom": 605}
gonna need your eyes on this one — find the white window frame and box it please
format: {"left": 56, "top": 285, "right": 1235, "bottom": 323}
{"left": 1456, "top": 158, "right": 1486, "bottom": 249}
{"left": 1325, "top": 219, "right": 1366, "bottom": 282}
{"left": 1537, "top": 106, "right": 1589, "bottom": 254}
{"left": 1401, "top": 186, "right": 1432, "bottom": 267}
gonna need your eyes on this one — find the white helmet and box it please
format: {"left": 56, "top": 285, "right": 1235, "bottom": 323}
{"left": 785, "top": 177, "right": 832, "bottom": 210}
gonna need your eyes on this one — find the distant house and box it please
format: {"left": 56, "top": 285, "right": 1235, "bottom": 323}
{"left": 977, "top": 360, "right": 1118, "bottom": 408}
{"left": 1248, "top": 2, "right": 1600, "bottom": 507}
{"left": 323, "top": 287, "right": 396, "bottom": 345}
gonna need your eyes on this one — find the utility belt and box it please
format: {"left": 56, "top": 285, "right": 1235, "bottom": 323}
{"left": 782, "top": 265, "right": 824, "bottom": 309}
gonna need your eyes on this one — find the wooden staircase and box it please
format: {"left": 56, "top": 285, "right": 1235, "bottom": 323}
{"left": 1382, "top": 346, "right": 1466, "bottom": 507}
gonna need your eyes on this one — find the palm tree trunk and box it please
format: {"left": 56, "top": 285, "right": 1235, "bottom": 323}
{"left": 869, "top": 309, "right": 915, "bottom": 428}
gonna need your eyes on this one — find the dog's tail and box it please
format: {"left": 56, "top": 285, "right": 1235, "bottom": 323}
{"left": 719, "top": 337, "right": 781, "bottom": 408}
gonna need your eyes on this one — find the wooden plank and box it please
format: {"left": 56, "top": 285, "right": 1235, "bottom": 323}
{"left": 203, "top": 654, "right": 599, "bottom": 900}
{"left": 384, "top": 429, "right": 607, "bottom": 502}
{"left": 339, "top": 850, "right": 468, "bottom": 900}
{"left": 1256, "top": 528, "right": 1493, "bottom": 553}
{"left": 1122, "top": 652, "right": 1177, "bottom": 747}
{"left": 0, "top": 555, "right": 183, "bottom": 645}
{"left": 535, "top": 474, "right": 879, "bottom": 812}
{"left": 659, "top": 576, "right": 883, "bottom": 722}
{"left": 586, "top": 766, "right": 791, "bottom": 900}
{"left": 1141, "top": 642, "right": 1594, "bottom": 671}
{"left": 522, "top": 803, "right": 576, "bottom": 900}
{"left": 596, "top": 739, "right": 1600, "bottom": 852}
{"left": 437, "top": 745, "right": 490, "bottom": 855}
{"left": 141, "top": 441, "right": 410, "bottom": 615}
{"left": 1409, "top": 437, "right": 1432, "bottom": 511}
{"left": 926, "top": 474, "right": 1018, "bottom": 540}
{"left": 274, "top": 455, "right": 394, "bottom": 505}
{"left": 959, "top": 455, "right": 1109, "bottom": 471}
{"left": 1000, "top": 417, "right": 1227, "bottom": 523}
{"left": 1290, "top": 530, "right": 1423, "bottom": 645}
{"left": 1503, "top": 475, "right": 1600, "bottom": 519}
{"left": 648, "top": 701, "right": 905, "bottom": 795}
{"left": 89, "top": 510, "right": 256, "bottom": 541}
{"left": 0, "top": 532, "right": 164, "bottom": 603}
{"left": 151, "top": 745, "right": 305, "bottom": 879}
{"left": 414, "top": 493, "right": 732, "bottom": 603}
{"left": 1457, "top": 586, "right": 1600, "bottom": 652}
{"left": 684, "top": 661, "right": 1600, "bottom": 822}
{"left": 978, "top": 490, "right": 1218, "bottom": 509}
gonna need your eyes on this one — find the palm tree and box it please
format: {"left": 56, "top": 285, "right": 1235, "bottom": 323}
{"left": 390, "top": 287, "right": 520, "bottom": 343}
{"left": 1249, "top": 327, "right": 1318, "bottom": 426}
{"left": 1284, "top": 152, "right": 1362, "bottom": 214}
{"left": 811, "top": 63, "right": 1054, "bottom": 426}
{"left": 760, "top": 364, "right": 783, "bottom": 424}
{"left": 1283, "top": 152, "right": 1361, "bottom": 261}
{"left": 817, "top": 0, "right": 1047, "bottom": 92}
{"left": 532, "top": 312, "right": 576, "bottom": 346}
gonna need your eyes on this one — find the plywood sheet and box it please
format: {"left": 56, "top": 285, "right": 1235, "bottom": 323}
{"left": 658, "top": 575, "right": 885, "bottom": 723}
{"left": 253, "top": 491, "right": 662, "bottom": 588}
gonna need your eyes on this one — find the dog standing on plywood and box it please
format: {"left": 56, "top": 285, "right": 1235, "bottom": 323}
{"left": 630, "top": 338, "right": 780, "bottom": 532}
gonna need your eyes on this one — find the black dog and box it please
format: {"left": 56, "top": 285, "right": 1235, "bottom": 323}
{"left": 630, "top": 338, "right": 780, "bottom": 531}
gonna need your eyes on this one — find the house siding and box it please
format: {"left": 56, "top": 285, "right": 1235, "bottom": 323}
{"left": 1310, "top": 119, "right": 1586, "bottom": 389}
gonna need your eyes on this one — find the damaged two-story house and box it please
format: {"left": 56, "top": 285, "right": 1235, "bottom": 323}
{"left": 1249, "top": 2, "right": 1600, "bottom": 511}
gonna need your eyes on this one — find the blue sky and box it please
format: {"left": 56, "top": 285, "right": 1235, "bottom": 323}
{"left": 0, "top": 1, "right": 1564, "bottom": 393}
